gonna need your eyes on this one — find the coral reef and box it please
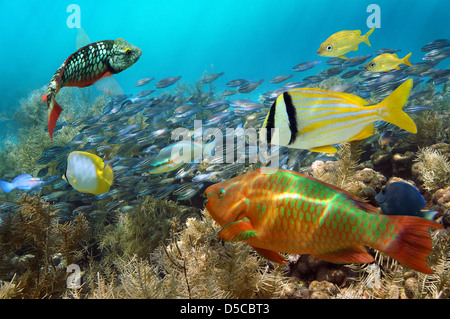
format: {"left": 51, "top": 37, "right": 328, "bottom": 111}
{"left": 0, "top": 195, "right": 89, "bottom": 298}
{"left": 412, "top": 146, "right": 450, "bottom": 194}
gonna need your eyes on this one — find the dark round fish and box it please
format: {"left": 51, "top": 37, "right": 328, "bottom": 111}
{"left": 42, "top": 39, "right": 142, "bottom": 139}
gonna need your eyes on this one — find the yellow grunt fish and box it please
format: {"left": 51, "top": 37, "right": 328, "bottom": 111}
{"left": 366, "top": 53, "right": 412, "bottom": 72}
{"left": 262, "top": 79, "right": 417, "bottom": 153}
{"left": 317, "top": 27, "right": 375, "bottom": 59}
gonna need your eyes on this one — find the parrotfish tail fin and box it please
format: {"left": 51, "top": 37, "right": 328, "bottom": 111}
{"left": 403, "top": 52, "right": 413, "bottom": 66}
{"left": 103, "top": 164, "right": 114, "bottom": 186}
{"left": 378, "top": 78, "right": 417, "bottom": 134}
{"left": 0, "top": 181, "right": 15, "bottom": 194}
{"left": 363, "top": 27, "right": 375, "bottom": 47}
{"left": 47, "top": 97, "right": 63, "bottom": 140}
{"left": 418, "top": 210, "right": 439, "bottom": 221}
{"left": 381, "top": 215, "right": 442, "bottom": 274}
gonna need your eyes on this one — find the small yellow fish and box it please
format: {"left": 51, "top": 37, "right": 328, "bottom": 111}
{"left": 366, "top": 53, "right": 412, "bottom": 72}
{"left": 317, "top": 27, "right": 375, "bottom": 59}
{"left": 63, "top": 151, "right": 114, "bottom": 195}
{"left": 262, "top": 79, "right": 417, "bottom": 153}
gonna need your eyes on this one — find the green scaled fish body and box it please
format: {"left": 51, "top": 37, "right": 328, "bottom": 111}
{"left": 42, "top": 38, "right": 142, "bottom": 139}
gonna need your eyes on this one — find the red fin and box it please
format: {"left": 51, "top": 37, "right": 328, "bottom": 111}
{"left": 42, "top": 93, "right": 48, "bottom": 103}
{"left": 253, "top": 247, "right": 287, "bottom": 263}
{"left": 313, "top": 246, "right": 374, "bottom": 264}
{"left": 47, "top": 98, "right": 63, "bottom": 140}
{"left": 219, "top": 217, "right": 259, "bottom": 242}
{"left": 382, "top": 216, "right": 442, "bottom": 274}
{"left": 100, "top": 70, "right": 113, "bottom": 79}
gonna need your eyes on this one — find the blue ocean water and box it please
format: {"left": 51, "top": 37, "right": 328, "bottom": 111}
{"left": 1, "top": 0, "right": 449, "bottom": 110}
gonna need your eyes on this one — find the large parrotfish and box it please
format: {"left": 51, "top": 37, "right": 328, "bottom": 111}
{"left": 42, "top": 38, "right": 142, "bottom": 139}
{"left": 204, "top": 168, "right": 442, "bottom": 274}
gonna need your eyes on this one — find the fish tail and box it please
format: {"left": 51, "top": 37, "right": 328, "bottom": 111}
{"left": 0, "top": 181, "right": 15, "bottom": 193}
{"left": 47, "top": 97, "right": 63, "bottom": 140}
{"left": 377, "top": 78, "right": 417, "bottom": 134}
{"left": 379, "top": 215, "right": 442, "bottom": 274}
{"left": 362, "top": 27, "right": 375, "bottom": 47}
{"left": 403, "top": 52, "right": 412, "bottom": 66}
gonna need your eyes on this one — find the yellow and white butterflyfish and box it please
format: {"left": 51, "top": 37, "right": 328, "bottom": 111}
{"left": 63, "top": 151, "right": 114, "bottom": 195}
{"left": 261, "top": 78, "right": 416, "bottom": 153}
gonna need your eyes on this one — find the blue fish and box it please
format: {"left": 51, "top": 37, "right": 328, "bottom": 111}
{"left": 375, "top": 182, "right": 438, "bottom": 220}
{"left": 0, "top": 174, "right": 45, "bottom": 193}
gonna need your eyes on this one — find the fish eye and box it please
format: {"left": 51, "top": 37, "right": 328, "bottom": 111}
{"left": 125, "top": 48, "right": 132, "bottom": 55}
{"left": 218, "top": 188, "right": 226, "bottom": 199}
{"left": 370, "top": 62, "right": 375, "bottom": 67}
{"left": 326, "top": 45, "right": 332, "bottom": 51}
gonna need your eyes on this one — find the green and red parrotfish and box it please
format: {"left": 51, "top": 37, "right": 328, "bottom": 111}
{"left": 205, "top": 168, "right": 442, "bottom": 274}
{"left": 317, "top": 27, "right": 375, "bottom": 59}
{"left": 42, "top": 39, "right": 142, "bottom": 139}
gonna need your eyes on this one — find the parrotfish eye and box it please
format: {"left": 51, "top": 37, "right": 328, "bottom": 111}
{"left": 218, "top": 188, "right": 226, "bottom": 199}
{"left": 125, "top": 48, "right": 132, "bottom": 55}
{"left": 326, "top": 45, "right": 332, "bottom": 51}
{"left": 370, "top": 62, "right": 375, "bottom": 68}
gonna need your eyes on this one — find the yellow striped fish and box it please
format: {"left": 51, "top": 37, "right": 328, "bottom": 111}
{"left": 261, "top": 79, "right": 416, "bottom": 153}
{"left": 366, "top": 53, "right": 412, "bottom": 72}
{"left": 317, "top": 27, "right": 375, "bottom": 59}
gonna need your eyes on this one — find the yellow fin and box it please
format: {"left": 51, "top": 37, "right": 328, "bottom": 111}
{"left": 309, "top": 145, "right": 338, "bottom": 153}
{"left": 348, "top": 124, "right": 374, "bottom": 142}
{"left": 394, "top": 65, "right": 401, "bottom": 70}
{"left": 403, "top": 52, "right": 412, "bottom": 66}
{"left": 376, "top": 79, "right": 417, "bottom": 134}
{"left": 339, "top": 55, "right": 348, "bottom": 59}
{"left": 362, "top": 27, "right": 375, "bottom": 47}
{"left": 102, "top": 164, "right": 114, "bottom": 187}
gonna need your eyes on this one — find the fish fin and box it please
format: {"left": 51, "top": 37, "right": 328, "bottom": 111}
{"left": 0, "top": 181, "right": 15, "bottom": 193}
{"left": 417, "top": 210, "right": 439, "bottom": 221}
{"left": 381, "top": 215, "right": 442, "bottom": 274}
{"left": 403, "top": 52, "right": 412, "bottom": 67}
{"left": 377, "top": 78, "right": 417, "bottom": 134}
{"left": 313, "top": 246, "right": 374, "bottom": 264}
{"left": 94, "top": 74, "right": 124, "bottom": 96}
{"left": 219, "top": 217, "right": 259, "bottom": 242}
{"left": 47, "top": 98, "right": 63, "bottom": 140}
{"left": 102, "top": 164, "right": 114, "bottom": 187}
{"left": 362, "top": 27, "right": 375, "bottom": 47}
{"left": 41, "top": 93, "right": 48, "bottom": 103}
{"left": 76, "top": 27, "right": 91, "bottom": 50}
{"left": 352, "top": 46, "right": 359, "bottom": 51}
{"left": 348, "top": 124, "right": 374, "bottom": 142}
{"left": 308, "top": 145, "right": 338, "bottom": 153}
{"left": 11, "top": 174, "right": 32, "bottom": 183}
{"left": 339, "top": 55, "right": 348, "bottom": 59}
{"left": 394, "top": 65, "right": 401, "bottom": 70}
{"left": 252, "top": 247, "right": 287, "bottom": 263}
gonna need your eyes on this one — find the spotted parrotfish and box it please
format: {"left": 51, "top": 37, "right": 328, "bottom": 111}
{"left": 204, "top": 168, "right": 442, "bottom": 274}
{"left": 42, "top": 39, "right": 142, "bottom": 139}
